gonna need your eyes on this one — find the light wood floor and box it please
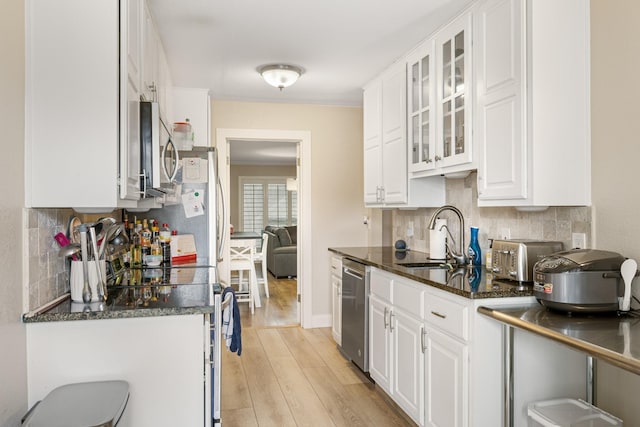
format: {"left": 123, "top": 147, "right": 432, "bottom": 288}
{"left": 237, "top": 274, "right": 299, "bottom": 328}
{"left": 222, "top": 274, "right": 415, "bottom": 426}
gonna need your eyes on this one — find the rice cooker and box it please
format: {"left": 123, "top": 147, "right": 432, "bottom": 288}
{"left": 533, "top": 249, "right": 626, "bottom": 313}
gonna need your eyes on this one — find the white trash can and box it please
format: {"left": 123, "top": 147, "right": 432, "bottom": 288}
{"left": 22, "top": 380, "right": 129, "bottom": 427}
{"left": 528, "top": 398, "right": 622, "bottom": 427}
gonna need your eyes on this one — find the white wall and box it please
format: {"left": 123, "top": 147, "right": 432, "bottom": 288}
{"left": 211, "top": 100, "right": 368, "bottom": 324}
{"left": 591, "top": 0, "right": 640, "bottom": 423}
{"left": 0, "top": 0, "right": 28, "bottom": 424}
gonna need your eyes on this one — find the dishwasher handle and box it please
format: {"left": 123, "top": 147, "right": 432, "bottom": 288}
{"left": 343, "top": 266, "right": 364, "bottom": 281}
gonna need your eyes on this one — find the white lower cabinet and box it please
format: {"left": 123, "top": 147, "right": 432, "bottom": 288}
{"left": 330, "top": 254, "right": 342, "bottom": 345}
{"left": 369, "top": 294, "right": 392, "bottom": 392}
{"left": 424, "top": 320, "right": 468, "bottom": 427}
{"left": 369, "top": 267, "right": 546, "bottom": 427}
{"left": 392, "top": 308, "right": 425, "bottom": 424}
{"left": 369, "top": 269, "right": 425, "bottom": 425}
{"left": 26, "top": 315, "right": 210, "bottom": 426}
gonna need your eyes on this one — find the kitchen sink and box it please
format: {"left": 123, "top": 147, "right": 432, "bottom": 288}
{"left": 396, "top": 261, "right": 452, "bottom": 269}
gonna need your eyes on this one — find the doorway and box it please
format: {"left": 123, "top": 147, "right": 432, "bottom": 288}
{"left": 216, "top": 128, "right": 312, "bottom": 328}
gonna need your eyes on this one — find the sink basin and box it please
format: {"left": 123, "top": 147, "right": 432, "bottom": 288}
{"left": 396, "top": 261, "right": 451, "bottom": 269}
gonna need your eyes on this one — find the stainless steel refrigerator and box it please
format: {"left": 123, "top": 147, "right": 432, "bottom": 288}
{"left": 131, "top": 145, "right": 225, "bottom": 426}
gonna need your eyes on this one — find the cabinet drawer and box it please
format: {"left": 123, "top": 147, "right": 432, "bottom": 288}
{"left": 424, "top": 291, "right": 468, "bottom": 341}
{"left": 370, "top": 269, "right": 392, "bottom": 302}
{"left": 330, "top": 255, "right": 342, "bottom": 273}
{"left": 393, "top": 277, "right": 424, "bottom": 318}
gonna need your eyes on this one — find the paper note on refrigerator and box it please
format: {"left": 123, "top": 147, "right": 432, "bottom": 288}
{"left": 182, "top": 190, "right": 205, "bottom": 218}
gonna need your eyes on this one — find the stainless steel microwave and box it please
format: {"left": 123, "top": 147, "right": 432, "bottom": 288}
{"left": 140, "top": 101, "right": 179, "bottom": 198}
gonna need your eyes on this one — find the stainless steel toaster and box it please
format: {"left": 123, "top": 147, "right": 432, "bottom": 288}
{"left": 491, "top": 239, "right": 564, "bottom": 282}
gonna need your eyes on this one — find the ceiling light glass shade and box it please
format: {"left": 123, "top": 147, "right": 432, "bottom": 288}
{"left": 258, "top": 64, "right": 303, "bottom": 90}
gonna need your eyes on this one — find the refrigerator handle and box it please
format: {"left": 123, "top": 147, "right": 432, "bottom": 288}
{"left": 217, "top": 173, "right": 226, "bottom": 263}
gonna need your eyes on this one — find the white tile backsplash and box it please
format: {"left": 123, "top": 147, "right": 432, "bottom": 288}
{"left": 392, "top": 172, "right": 591, "bottom": 263}
{"left": 25, "top": 208, "right": 74, "bottom": 310}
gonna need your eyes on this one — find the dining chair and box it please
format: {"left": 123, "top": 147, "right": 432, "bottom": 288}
{"left": 253, "top": 233, "right": 269, "bottom": 298}
{"left": 229, "top": 242, "right": 256, "bottom": 314}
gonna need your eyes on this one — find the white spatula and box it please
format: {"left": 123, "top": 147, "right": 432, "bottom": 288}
{"left": 619, "top": 258, "right": 637, "bottom": 312}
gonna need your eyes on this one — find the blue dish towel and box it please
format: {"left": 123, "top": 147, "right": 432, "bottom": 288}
{"left": 222, "top": 287, "right": 242, "bottom": 356}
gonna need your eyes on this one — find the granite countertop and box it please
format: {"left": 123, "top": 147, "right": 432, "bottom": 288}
{"left": 478, "top": 304, "right": 640, "bottom": 375}
{"left": 23, "top": 264, "right": 220, "bottom": 323}
{"left": 329, "top": 246, "right": 533, "bottom": 299}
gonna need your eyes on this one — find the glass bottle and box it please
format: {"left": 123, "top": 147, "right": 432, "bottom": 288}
{"left": 140, "top": 219, "right": 152, "bottom": 261}
{"left": 131, "top": 232, "right": 142, "bottom": 267}
{"left": 160, "top": 223, "right": 172, "bottom": 266}
{"left": 468, "top": 226, "right": 482, "bottom": 265}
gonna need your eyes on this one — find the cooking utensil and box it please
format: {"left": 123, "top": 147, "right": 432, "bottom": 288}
{"left": 96, "top": 217, "right": 116, "bottom": 243}
{"left": 89, "top": 226, "right": 107, "bottom": 301}
{"left": 619, "top": 258, "right": 636, "bottom": 312}
{"left": 67, "top": 216, "right": 81, "bottom": 243}
{"left": 98, "top": 223, "right": 125, "bottom": 260}
{"left": 55, "top": 232, "right": 78, "bottom": 260}
{"left": 78, "top": 224, "right": 92, "bottom": 303}
{"left": 58, "top": 243, "right": 81, "bottom": 259}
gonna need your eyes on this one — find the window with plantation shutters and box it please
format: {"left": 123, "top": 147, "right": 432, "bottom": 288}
{"left": 239, "top": 177, "right": 297, "bottom": 234}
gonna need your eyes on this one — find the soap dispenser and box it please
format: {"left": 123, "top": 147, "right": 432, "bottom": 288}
{"left": 468, "top": 226, "right": 482, "bottom": 265}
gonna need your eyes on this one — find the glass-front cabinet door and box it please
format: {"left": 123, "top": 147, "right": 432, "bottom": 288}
{"left": 407, "top": 41, "right": 435, "bottom": 174}
{"left": 435, "top": 12, "right": 472, "bottom": 170}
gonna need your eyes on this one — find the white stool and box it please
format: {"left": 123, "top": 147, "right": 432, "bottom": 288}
{"left": 253, "top": 233, "right": 269, "bottom": 298}
{"left": 229, "top": 241, "right": 257, "bottom": 314}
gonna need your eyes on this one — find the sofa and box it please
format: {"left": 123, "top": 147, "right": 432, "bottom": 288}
{"left": 264, "top": 225, "right": 297, "bottom": 278}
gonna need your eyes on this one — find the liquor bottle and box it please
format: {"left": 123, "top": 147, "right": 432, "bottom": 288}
{"left": 150, "top": 223, "right": 161, "bottom": 256}
{"left": 467, "top": 226, "right": 482, "bottom": 265}
{"left": 140, "top": 219, "right": 152, "bottom": 262}
{"left": 131, "top": 232, "right": 142, "bottom": 267}
{"left": 160, "top": 223, "right": 172, "bottom": 266}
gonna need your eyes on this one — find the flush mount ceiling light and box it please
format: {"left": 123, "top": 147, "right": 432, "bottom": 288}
{"left": 258, "top": 64, "right": 304, "bottom": 90}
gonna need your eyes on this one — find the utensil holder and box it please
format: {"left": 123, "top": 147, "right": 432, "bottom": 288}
{"left": 70, "top": 260, "right": 106, "bottom": 302}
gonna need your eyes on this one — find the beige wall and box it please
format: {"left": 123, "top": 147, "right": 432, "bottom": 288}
{"left": 0, "top": 0, "right": 28, "bottom": 424}
{"left": 211, "top": 100, "right": 368, "bottom": 321}
{"left": 229, "top": 164, "right": 296, "bottom": 229}
{"left": 591, "top": 0, "right": 640, "bottom": 422}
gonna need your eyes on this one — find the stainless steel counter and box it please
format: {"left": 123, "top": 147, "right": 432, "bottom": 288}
{"left": 478, "top": 304, "right": 640, "bottom": 375}
{"left": 329, "top": 246, "right": 533, "bottom": 299}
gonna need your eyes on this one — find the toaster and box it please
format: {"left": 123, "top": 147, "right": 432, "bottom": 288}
{"left": 491, "top": 239, "right": 563, "bottom": 282}
{"left": 533, "top": 249, "right": 626, "bottom": 313}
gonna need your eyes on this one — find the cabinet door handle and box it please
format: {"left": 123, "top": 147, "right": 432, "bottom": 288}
{"left": 431, "top": 310, "right": 447, "bottom": 319}
{"left": 389, "top": 310, "right": 394, "bottom": 332}
{"left": 425, "top": 158, "right": 433, "bottom": 163}
{"left": 383, "top": 306, "right": 389, "bottom": 329}
{"left": 434, "top": 155, "right": 442, "bottom": 161}
{"left": 421, "top": 326, "right": 426, "bottom": 353}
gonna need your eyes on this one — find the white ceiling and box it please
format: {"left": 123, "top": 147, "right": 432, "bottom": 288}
{"left": 147, "top": 0, "right": 474, "bottom": 106}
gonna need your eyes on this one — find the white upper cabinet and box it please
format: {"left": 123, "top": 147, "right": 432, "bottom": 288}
{"left": 364, "top": 61, "right": 445, "bottom": 208}
{"left": 407, "top": 11, "right": 474, "bottom": 180}
{"left": 26, "top": 0, "right": 172, "bottom": 211}
{"left": 434, "top": 12, "right": 474, "bottom": 173}
{"left": 26, "top": 0, "right": 138, "bottom": 210}
{"left": 474, "top": 0, "right": 591, "bottom": 207}
{"left": 363, "top": 61, "right": 408, "bottom": 206}
{"left": 172, "top": 88, "right": 211, "bottom": 148}
{"left": 407, "top": 41, "right": 436, "bottom": 174}
{"left": 120, "top": 0, "right": 144, "bottom": 202}
{"left": 141, "top": 3, "right": 173, "bottom": 122}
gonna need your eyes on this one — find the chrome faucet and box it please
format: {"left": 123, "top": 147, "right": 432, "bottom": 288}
{"left": 429, "top": 205, "right": 468, "bottom": 265}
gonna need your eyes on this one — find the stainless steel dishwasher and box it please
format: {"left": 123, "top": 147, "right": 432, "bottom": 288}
{"left": 340, "top": 258, "right": 370, "bottom": 373}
